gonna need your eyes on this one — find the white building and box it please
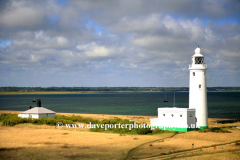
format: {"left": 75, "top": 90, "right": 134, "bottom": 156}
{"left": 150, "top": 46, "right": 208, "bottom": 132}
{"left": 150, "top": 108, "right": 196, "bottom": 132}
{"left": 18, "top": 99, "right": 56, "bottom": 118}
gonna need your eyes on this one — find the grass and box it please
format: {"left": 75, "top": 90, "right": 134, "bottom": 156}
{"left": 198, "top": 127, "right": 231, "bottom": 133}
{"left": 0, "top": 111, "right": 240, "bottom": 159}
{"left": 0, "top": 124, "right": 167, "bottom": 160}
{"left": 0, "top": 113, "right": 133, "bottom": 128}
{"left": 89, "top": 126, "right": 153, "bottom": 135}
{"left": 62, "top": 133, "right": 69, "bottom": 135}
{"left": 1, "top": 113, "right": 158, "bottom": 135}
{"left": 131, "top": 130, "right": 240, "bottom": 159}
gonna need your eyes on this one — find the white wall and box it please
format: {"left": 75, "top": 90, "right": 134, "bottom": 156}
{"left": 31, "top": 114, "right": 39, "bottom": 118}
{"left": 158, "top": 109, "right": 187, "bottom": 128}
{"left": 150, "top": 108, "right": 196, "bottom": 129}
{"left": 18, "top": 113, "right": 55, "bottom": 119}
{"left": 189, "top": 69, "right": 208, "bottom": 128}
{"left": 18, "top": 113, "right": 29, "bottom": 118}
{"left": 150, "top": 118, "right": 159, "bottom": 127}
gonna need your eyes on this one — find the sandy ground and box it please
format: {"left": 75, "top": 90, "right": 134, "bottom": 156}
{"left": 0, "top": 110, "right": 240, "bottom": 160}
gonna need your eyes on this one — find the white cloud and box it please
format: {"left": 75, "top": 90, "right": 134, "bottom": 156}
{"left": 57, "top": 36, "right": 68, "bottom": 45}
{"left": 77, "top": 43, "right": 112, "bottom": 58}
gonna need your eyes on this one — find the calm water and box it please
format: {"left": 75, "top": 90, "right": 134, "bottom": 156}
{"left": 0, "top": 92, "right": 239, "bottom": 118}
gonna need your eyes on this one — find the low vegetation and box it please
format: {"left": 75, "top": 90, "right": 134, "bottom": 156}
{"left": 0, "top": 113, "right": 130, "bottom": 126}
{"left": 198, "top": 127, "right": 231, "bottom": 133}
{"left": 0, "top": 114, "right": 75, "bottom": 126}
{"left": 0, "top": 113, "right": 155, "bottom": 135}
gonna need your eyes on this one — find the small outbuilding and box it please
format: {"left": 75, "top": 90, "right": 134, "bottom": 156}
{"left": 18, "top": 99, "right": 56, "bottom": 119}
{"left": 150, "top": 108, "right": 196, "bottom": 132}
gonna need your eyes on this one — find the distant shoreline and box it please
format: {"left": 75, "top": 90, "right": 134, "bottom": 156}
{"left": 0, "top": 90, "right": 239, "bottom": 95}
{"left": 0, "top": 91, "right": 165, "bottom": 95}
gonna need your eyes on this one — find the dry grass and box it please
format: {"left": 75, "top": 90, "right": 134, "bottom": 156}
{"left": 171, "top": 144, "right": 240, "bottom": 160}
{"left": 0, "top": 110, "right": 240, "bottom": 159}
{"left": 0, "top": 110, "right": 22, "bottom": 115}
{"left": 144, "top": 144, "right": 240, "bottom": 160}
{"left": 0, "top": 123, "right": 170, "bottom": 160}
{"left": 133, "top": 127, "right": 240, "bottom": 159}
{"left": 208, "top": 118, "right": 240, "bottom": 128}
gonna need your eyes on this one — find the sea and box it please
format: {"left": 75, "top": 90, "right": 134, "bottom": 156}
{"left": 0, "top": 92, "right": 239, "bottom": 118}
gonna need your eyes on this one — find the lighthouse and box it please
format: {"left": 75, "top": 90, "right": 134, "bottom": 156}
{"left": 189, "top": 46, "right": 208, "bottom": 129}
{"left": 150, "top": 46, "right": 208, "bottom": 132}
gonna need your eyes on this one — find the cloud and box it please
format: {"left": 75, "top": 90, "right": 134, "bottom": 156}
{"left": 0, "top": 0, "right": 240, "bottom": 87}
{"left": 77, "top": 43, "right": 112, "bottom": 58}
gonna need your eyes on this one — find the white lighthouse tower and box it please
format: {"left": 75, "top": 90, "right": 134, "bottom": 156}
{"left": 189, "top": 46, "right": 208, "bottom": 129}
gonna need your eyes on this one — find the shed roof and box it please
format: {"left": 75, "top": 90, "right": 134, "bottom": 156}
{"left": 20, "top": 107, "right": 56, "bottom": 114}
{"left": 158, "top": 107, "right": 195, "bottom": 111}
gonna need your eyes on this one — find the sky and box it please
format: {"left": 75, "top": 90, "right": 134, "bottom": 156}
{"left": 0, "top": 0, "right": 240, "bottom": 87}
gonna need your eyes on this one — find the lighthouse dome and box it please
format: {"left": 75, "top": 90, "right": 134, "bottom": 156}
{"left": 195, "top": 47, "right": 200, "bottom": 54}
{"left": 193, "top": 46, "right": 203, "bottom": 57}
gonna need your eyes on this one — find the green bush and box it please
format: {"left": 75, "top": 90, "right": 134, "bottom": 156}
{"left": 62, "top": 120, "right": 73, "bottom": 125}
{"left": 38, "top": 117, "right": 48, "bottom": 124}
{"left": 46, "top": 117, "right": 56, "bottom": 125}
{"left": 137, "top": 127, "right": 152, "bottom": 135}
{"left": 18, "top": 118, "right": 28, "bottom": 123}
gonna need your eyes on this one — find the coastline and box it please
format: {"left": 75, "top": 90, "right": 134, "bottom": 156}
{"left": 0, "top": 90, "right": 239, "bottom": 95}
{"left": 0, "top": 91, "right": 164, "bottom": 95}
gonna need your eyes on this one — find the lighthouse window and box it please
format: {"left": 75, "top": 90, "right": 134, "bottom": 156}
{"left": 195, "top": 57, "right": 204, "bottom": 64}
{"left": 199, "top": 85, "right": 201, "bottom": 89}
{"left": 180, "top": 114, "right": 182, "bottom": 117}
{"left": 163, "top": 114, "right": 165, "bottom": 117}
{"left": 171, "top": 114, "right": 174, "bottom": 117}
{"left": 193, "top": 72, "right": 195, "bottom": 76}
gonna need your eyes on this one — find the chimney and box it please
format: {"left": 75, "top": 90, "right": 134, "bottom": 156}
{"left": 37, "top": 99, "right": 41, "bottom": 107}
{"left": 29, "top": 106, "right": 32, "bottom": 109}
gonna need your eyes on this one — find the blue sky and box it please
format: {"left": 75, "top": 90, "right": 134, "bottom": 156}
{"left": 0, "top": 0, "right": 240, "bottom": 87}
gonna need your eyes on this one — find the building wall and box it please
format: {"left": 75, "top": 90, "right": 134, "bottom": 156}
{"left": 150, "top": 108, "right": 196, "bottom": 132}
{"left": 150, "top": 118, "right": 159, "bottom": 127}
{"left": 18, "top": 113, "right": 29, "bottom": 118}
{"left": 31, "top": 114, "right": 39, "bottom": 118}
{"left": 39, "top": 113, "right": 55, "bottom": 118}
{"left": 48, "top": 113, "right": 55, "bottom": 117}
{"left": 18, "top": 113, "right": 55, "bottom": 119}
{"left": 187, "top": 110, "right": 196, "bottom": 128}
